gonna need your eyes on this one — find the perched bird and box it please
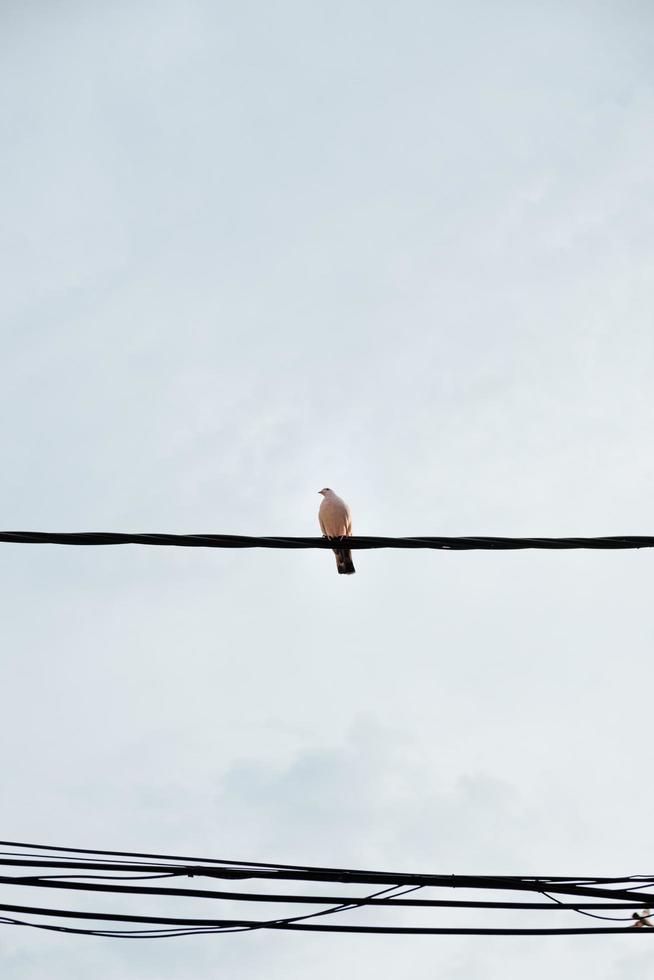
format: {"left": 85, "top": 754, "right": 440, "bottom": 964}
{"left": 632, "top": 911, "right": 654, "bottom": 928}
{"left": 318, "top": 488, "right": 355, "bottom": 575}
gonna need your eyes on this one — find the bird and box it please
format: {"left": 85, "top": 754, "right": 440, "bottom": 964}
{"left": 632, "top": 911, "right": 654, "bottom": 928}
{"left": 318, "top": 488, "right": 355, "bottom": 575}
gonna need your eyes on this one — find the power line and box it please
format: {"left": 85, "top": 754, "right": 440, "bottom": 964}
{"left": 1, "top": 842, "right": 653, "bottom": 903}
{"left": 0, "top": 532, "right": 653, "bottom": 551}
{"left": 4, "top": 873, "right": 653, "bottom": 910}
{"left": 0, "top": 841, "right": 653, "bottom": 940}
{"left": 0, "top": 899, "right": 652, "bottom": 937}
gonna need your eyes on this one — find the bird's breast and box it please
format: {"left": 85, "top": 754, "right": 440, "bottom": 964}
{"left": 319, "top": 498, "right": 351, "bottom": 537}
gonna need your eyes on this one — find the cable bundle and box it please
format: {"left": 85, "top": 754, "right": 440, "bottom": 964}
{"left": 0, "top": 841, "right": 653, "bottom": 939}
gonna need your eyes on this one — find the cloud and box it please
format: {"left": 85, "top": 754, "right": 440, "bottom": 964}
{"left": 215, "top": 719, "right": 528, "bottom": 871}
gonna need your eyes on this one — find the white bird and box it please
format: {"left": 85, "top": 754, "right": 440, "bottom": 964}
{"left": 318, "top": 488, "right": 355, "bottom": 575}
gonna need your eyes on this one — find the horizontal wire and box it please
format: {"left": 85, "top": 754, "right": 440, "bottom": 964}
{"left": 1, "top": 850, "right": 653, "bottom": 904}
{"left": 0, "top": 887, "right": 427, "bottom": 933}
{"left": 2, "top": 919, "right": 653, "bottom": 938}
{"left": 0, "top": 905, "right": 651, "bottom": 937}
{"left": 3, "top": 842, "right": 654, "bottom": 940}
{"left": 2, "top": 858, "right": 653, "bottom": 903}
{"left": 5, "top": 844, "right": 650, "bottom": 893}
{"left": 3, "top": 874, "right": 652, "bottom": 910}
{"left": 0, "top": 532, "right": 654, "bottom": 551}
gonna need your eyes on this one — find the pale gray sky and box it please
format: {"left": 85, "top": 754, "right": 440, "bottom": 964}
{"left": 1, "top": 0, "right": 654, "bottom": 975}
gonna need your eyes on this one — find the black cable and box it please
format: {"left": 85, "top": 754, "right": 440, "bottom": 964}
{"left": 1, "top": 857, "right": 652, "bottom": 904}
{"left": 0, "top": 905, "right": 651, "bottom": 936}
{"left": 4, "top": 843, "right": 653, "bottom": 900}
{"left": 231, "top": 883, "right": 426, "bottom": 936}
{"left": 540, "top": 891, "right": 645, "bottom": 923}
{"left": 0, "top": 532, "right": 653, "bottom": 551}
{"left": 4, "top": 842, "right": 654, "bottom": 940}
{"left": 1, "top": 852, "right": 653, "bottom": 905}
{"left": 3, "top": 874, "right": 651, "bottom": 910}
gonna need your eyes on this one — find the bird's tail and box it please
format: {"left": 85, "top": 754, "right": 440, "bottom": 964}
{"left": 334, "top": 549, "right": 355, "bottom": 575}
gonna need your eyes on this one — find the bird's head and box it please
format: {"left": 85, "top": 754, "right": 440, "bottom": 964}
{"left": 318, "top": 488, "right": 332, "bottom": 496}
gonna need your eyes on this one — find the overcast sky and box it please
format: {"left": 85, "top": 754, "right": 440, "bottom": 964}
{"left": 2, "top": 0, "right": 654, "bottom": 975}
